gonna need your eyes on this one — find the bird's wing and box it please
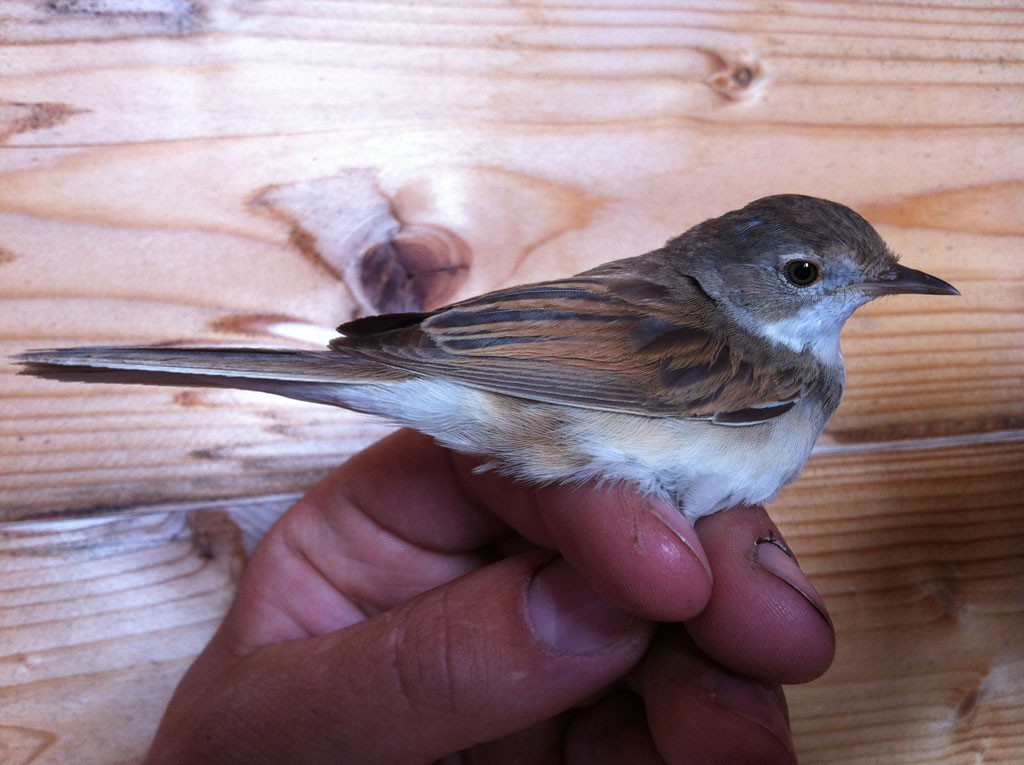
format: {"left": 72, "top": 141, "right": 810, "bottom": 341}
{"left": 333, "top": 272, "right": 814, "bottom": 422}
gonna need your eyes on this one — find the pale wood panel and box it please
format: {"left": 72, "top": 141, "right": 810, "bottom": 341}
{"left": 0, "top": 511, "right": 243, "bottom": 765}
{"left": 775, "top": 440, "right": 1024, "bottom": 765}
{"left": 0, "top": 1, "right": 1022, "bottom": 763}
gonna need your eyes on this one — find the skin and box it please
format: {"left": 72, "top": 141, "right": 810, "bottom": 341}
{"left": 146, "top": 429, "right": 835, "bottom": 764}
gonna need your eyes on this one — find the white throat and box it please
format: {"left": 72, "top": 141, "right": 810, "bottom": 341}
{"left": 757, "top": 302, "right": 854, "bottom": 367}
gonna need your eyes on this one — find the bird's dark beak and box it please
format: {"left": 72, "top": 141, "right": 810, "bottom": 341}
{"left": 861, "top": 263, "right": 960, "bottom": 297}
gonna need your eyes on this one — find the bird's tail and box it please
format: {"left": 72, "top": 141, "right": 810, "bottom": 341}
{"left": 15, "top": 346, "right": 407, "bottom": 407}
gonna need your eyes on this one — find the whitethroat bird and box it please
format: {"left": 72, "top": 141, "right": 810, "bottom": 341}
{"left": 18, "top": 195, "right": 958, "bottom": 522}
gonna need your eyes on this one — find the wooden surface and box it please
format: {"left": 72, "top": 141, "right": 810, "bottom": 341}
{"left": 1, "top": 1, "right": 1022, "bottom": 763}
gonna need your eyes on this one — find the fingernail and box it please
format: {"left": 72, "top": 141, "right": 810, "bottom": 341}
{"left": 699, "top": 673, "right": 795, "bottom": 758}
{"left": 527, "top": 557, "right": 635, "bottom": 655}
{"left": 755, "top": 535, "right": 833, "bottom": 630}
{"left": 644, "top": 497, "right": 712, "bottom": 580}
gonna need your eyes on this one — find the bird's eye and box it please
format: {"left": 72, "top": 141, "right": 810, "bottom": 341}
{"left": 784, "top": 260, "right": 820, "bottom": 287}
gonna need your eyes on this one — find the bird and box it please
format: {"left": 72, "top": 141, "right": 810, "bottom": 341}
{"left": 17, "top": 195, "right": 959, "bottom": 523}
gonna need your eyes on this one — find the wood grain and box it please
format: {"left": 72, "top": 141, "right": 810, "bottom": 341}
{"left": 779, "top": 439, "right": 1024, "bottom": 765}
{"left": 0, "top": 511, "right": 243, "bottom": 764}
{"left": 1, "top": 1, "right": 1022, "bottom": 763}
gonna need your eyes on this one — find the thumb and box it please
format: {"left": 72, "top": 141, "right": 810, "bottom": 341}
{"left": 147, "top": 552, "right": 653, "bottom": 765}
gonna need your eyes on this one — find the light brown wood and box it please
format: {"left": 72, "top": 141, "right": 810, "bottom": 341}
{"left": 1, "top": 1, "right": 1022, "bottom": 763}
{"left": 0, "top": 511, "right": 244, "bottom": 764}
{"left": 779, "top": 440, "right": 1024, "bottom": 765}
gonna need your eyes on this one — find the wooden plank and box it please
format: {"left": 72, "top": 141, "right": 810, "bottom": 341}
{"left": 0, "top": 511, "right": 243, "bottom": 764}
{"left": 0, "top": 1, "right": 1021, "bottom": 763}
{"left": 775, "top": 440, "right": 1024, "bottom": 765}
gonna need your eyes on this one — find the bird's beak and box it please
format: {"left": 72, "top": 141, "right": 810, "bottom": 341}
{"left": 861, "top": 264, "right": 960, "bottom": 297}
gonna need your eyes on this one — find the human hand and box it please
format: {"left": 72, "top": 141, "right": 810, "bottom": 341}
{"left": 146, "top": 429, "right": 834, "bottom": 764}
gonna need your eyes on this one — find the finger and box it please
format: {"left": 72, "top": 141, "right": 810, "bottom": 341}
{"left": 460, "top": 714, "right": 571, "bottom": 765}
{"left": 306, "top": 428, "right": 507, "bottom": 552}
{"left": 565, "top": 694, "right": 666, "bottom": 765}
{"left": 688, "top": 505, "right": 835, "bottom": 684}
{"left": 228, "top": 430, "right": 511, "bottom": 647}
{"left": 642, "top": 627, "right": 797, "bottom": 765}
{"left": 148, "top": 552, "right": 653, "bottom": 765}
{"left": 457, "top": 464, "right": 713, "bottom": 623}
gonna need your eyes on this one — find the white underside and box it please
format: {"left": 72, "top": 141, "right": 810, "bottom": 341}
{"left": 289, "top": 377, "right": 827, "bottom": 523}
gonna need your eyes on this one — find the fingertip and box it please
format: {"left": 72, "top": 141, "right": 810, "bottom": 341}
{"left": 753, "top": 535, "right": 833, "bottom": 633}
{"left": 526, "top": 557, "right": 644, "bottom": 656}
{"left": 542, "top": 483, "right": 713, "bottom": 622}
{"left": 565, "top": 694, "right": 664, "bottom": 765}
{"left": 643, "top": 630, "right": 798, "bottom": 765}
{"left": 450, "top": 472, "right": 714, "bottom": 623}
{"left": 642, "top": 491, "right": 712, "bottom": 581}
{"left": 689, "top": 506, "right": 836, "bottom": 684}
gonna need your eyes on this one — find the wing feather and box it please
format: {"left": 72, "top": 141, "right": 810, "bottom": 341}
{"left": 331, "top": 273, "right": 816, "bottom": 420}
